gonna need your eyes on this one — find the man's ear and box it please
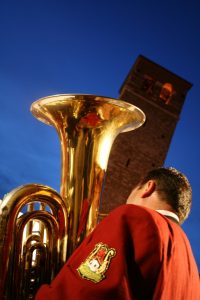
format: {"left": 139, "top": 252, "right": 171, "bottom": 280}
{"left": 141, "top": 180, "right": 156, "bottom": 198}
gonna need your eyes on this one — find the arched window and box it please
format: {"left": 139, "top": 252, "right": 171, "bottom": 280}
{"left": 159, "top": 82, "right": 174, "bottom": 104}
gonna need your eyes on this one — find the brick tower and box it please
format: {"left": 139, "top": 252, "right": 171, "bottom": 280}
{"left": 100, "top": 55, "right": 192, "bottom": 214}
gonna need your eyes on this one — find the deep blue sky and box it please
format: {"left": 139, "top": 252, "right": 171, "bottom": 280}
{"left": 0, "top": 1, "right": 199, "bottom": 269}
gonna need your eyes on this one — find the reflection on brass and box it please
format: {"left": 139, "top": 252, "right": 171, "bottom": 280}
{"left": 0, "top": 184, "right": 68, "bottom": 300}
{"left": 0, "top": 94, "right": 145, "bottom": 299}
{"left": 31, "top": 94, "right": 145, "bottom": 254}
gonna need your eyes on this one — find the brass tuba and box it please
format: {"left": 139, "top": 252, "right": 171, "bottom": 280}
{"left": 0, "top": 94, "right": 145, "bottom": 299}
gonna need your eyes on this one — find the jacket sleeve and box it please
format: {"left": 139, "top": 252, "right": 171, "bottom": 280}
{"left": 35, "top": 204, "right": 163, "bottom": 300}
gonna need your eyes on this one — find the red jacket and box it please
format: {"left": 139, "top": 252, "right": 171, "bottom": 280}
{"left": 35, "top": 204, "right": 200, "bottom": 299}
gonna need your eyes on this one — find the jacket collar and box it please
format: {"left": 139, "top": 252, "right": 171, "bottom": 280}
{"left": 156, "top": 209, "right": 180, "bottom": 224}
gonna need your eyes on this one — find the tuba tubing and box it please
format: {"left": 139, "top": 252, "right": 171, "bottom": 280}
{"left": 0, "top": 184, "right": 68, "bottom": 300}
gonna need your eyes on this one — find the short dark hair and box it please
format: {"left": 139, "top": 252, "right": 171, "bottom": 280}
{"left": 140, "top": 167, "right": 192, "bottom": 224}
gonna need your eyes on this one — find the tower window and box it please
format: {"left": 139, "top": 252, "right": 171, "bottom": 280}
{"left": 159, "top": 83, "right": 174, "bottom": 104}
{"left": 141, "top": 75, "right": 154, "bottom": 95}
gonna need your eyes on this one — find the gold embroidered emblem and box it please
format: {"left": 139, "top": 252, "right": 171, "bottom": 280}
{"left": 77, "top": 242, "right": 116, "bottom": 283}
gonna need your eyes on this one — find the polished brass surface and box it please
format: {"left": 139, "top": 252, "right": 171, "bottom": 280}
{"left": 31, "top": 94, "right": 146, "bottom": 255}
{"left": 0, "top": 184, "right": 68, "bottom": 299}
{"left": 0, "top": 94, "right": 145, "bottom": 299}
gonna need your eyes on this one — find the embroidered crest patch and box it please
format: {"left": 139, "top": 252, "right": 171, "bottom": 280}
{"left": 77, "top": 242, "right": 116, "bottom": 283}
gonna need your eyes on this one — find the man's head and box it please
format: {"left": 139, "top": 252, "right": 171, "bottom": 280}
{"left": 127, "top": 167, "right": 192, "bottom": 224}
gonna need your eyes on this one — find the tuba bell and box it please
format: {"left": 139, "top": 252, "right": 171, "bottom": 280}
{"left": 0, "top": 94, "right": 145, "bottom": 299}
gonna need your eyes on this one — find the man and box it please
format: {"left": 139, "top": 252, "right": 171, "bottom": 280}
{"left": 35, "top": 167, "right": 200, "bottom": 299}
